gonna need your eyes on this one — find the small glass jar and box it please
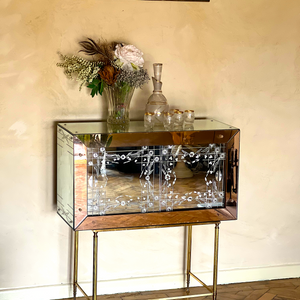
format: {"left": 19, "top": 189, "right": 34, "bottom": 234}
{"left": 164, "top": 112, "right": 173, "bottom": 130}
{"left": 144, "top": 112, "right": 155, "bottom": 130}
{"left": 184, "top": 110, "right": 195, "bottom": 124}
{"left": 170, "top": 108, "right": 179, "bottom": 116}
{"left": 173, "top": 110, "right": 184, "bottom": 126}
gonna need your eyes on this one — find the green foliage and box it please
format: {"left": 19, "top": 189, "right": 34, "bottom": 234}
{"left": 76, "top": 134, "right": 90, "bottom": 146}
{"left": 106, "top": 136, "right": 113, "bottom": 147}
{"left": 76, "top": 134, "right": 112, "bottom": 148}
{"left": 87, "top": 78, "right": 104, "bottom": 97}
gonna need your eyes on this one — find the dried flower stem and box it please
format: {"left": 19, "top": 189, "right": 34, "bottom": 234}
{"left": 57, "top": 52, "right": 102, "bottom": 90}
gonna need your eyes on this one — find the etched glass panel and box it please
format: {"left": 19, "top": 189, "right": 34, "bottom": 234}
{"left": 87, "top": 143, "right": 225, "bottom": 215}
{"left": 57, "top": 127, "right": 74, "bottom": 225}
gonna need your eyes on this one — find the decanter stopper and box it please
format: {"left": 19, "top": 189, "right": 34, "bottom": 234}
{"left": 145, "top": 63, "right": 169, "bottom": 125}
{"left": 153, "top": 63, "right": 162, "bottom": 82}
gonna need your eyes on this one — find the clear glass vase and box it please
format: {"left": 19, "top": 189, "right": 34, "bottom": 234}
{"left": 102, "top": 82, "right": 135, "bottom": 125}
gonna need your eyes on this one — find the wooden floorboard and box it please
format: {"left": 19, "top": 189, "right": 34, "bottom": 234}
{"left": 60, "top": 278, "right": 300, "bottom": 300}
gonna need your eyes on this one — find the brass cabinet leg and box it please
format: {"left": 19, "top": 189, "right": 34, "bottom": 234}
{"left": 74, "top": 231, "right": 79, "bottom": 299}
{"left": 93, "top": 231, "right": 98, "bottom": 300}
{"left": 213, "top": 223, "right": 220, "bottom": 300}
{"left": 186, "top": 225, "right": 192, "bottom": 292}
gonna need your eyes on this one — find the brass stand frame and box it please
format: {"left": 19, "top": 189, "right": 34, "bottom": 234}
{"left": 73, "top": 222, "right": 220, "bottom": 300}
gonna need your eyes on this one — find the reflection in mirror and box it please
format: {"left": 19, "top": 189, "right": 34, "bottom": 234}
{"left": 226, "top": 144, "right": 239, "bottom": 206}
{"left": 86, "top": 143, "right": 225, "bottom": 216}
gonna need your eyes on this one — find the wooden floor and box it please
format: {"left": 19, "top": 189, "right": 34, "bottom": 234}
{"left": 61, "top": 278, "right": 300, "bottom": 300}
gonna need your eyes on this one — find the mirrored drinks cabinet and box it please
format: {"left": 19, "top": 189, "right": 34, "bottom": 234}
{"left": 57, "top": 119, "right": 240, "bottom": 300}
{"left": 57, "top": 119, "right": 240, "bottom": 231}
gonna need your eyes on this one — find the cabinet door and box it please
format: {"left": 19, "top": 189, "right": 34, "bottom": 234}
{"left": 86, "top": 143, "right": 226, "bottom": 216}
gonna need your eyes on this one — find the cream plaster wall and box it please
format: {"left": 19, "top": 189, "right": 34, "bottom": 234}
{"left": 1, "top": 0, "right": 300, "bottom": 299}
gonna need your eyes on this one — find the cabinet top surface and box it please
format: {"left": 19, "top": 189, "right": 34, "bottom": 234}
{"left": 58, "top": 119, "right": 238, "bottom": 135}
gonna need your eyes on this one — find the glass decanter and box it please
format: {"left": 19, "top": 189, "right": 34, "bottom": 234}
{"left": 145, "top": 63, "right": 169, "bottom": 125}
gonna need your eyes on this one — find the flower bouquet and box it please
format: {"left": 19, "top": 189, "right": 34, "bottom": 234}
{"left": 57, "top": 38, "right": 149, "bottom": 125}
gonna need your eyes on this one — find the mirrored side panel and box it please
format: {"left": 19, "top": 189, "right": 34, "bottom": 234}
{"left": 57, "top": 126, "right": 74, "bottom": 228}
{"left": 86, "top": 143, "right": 226, "bottom": 216}
{"left": 74, "top": 136, "right": 88, "bottom": 228}
{"left": 225, "top": 130, "right": 240, "bottom": 218}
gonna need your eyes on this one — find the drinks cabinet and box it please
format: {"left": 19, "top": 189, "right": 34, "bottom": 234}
{"left": 57, "top": 119, "right": 240, "bottom": 300}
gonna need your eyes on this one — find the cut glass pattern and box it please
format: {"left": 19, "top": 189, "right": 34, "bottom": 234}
{"left": 57, "top": 127, "right": 74, "bottom": 225}
{"left": 87, "top": 143, "right": 226, "bottom": 215}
